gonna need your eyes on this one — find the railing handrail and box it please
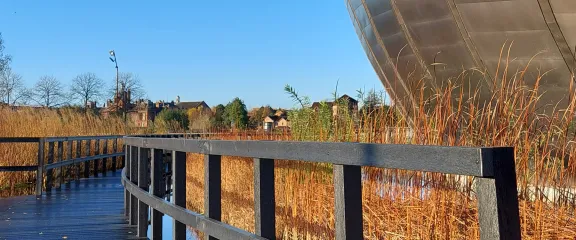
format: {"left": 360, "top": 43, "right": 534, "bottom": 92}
{"left": 45, "top": 135, "right": 124, "bottom": 142}
{"left": 123, "top": 135, "right": 522, "bottom": 240}
{"left": 0, "top": 135, "right": 124, "bottom": 143}
{"left": 0, "top": 166, "right": 38, "bottom": 172}
{"left": 121, "top": 169, "right": 265, "bottom": 240}
{"left": 0, "top": 137, "right": 41, "bottom": 143}
{"left": 45, "top": 152, "right": 124, "bottom": 170}
{"left": 0, "top": 135, "right": 125, "bottom": 196}
{"left": 124, "top": 136, "right": 501, "bottom": 177}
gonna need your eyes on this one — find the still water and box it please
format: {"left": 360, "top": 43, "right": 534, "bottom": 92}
{"left": 146, "top": 213, "right": 199, "bottom": 240}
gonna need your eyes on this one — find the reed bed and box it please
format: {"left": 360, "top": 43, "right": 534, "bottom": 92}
{"left": 2, "top": 57, "right": 576, "bottom": 238}
{"left": 183, "top": 61, "right": 576, "bottom": 238}
{"left": 0, "top": 107, "right": 132, "bottom": 196}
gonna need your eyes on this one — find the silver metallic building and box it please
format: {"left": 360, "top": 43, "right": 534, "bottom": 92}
{"left": 346, "top": 0, "right": 576, "bottom": 115}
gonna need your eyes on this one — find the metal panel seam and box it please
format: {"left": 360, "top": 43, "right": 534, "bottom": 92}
{"left": 345, "top": 0, "right": 411, "bottom": 120}
{"left": 388, "top": 0, "right": 437, "bottom": 89}
{"left": 356, "top": 0, "right": 420, "bottom": 112}
{"left": 537, "top": 0, "right": 576, "bottom": 74}
{"left": 444, "top": 0, "right": 495, "bottom": 89}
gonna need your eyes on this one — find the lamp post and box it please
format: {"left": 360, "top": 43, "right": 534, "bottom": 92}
{"left": 109, "top": 50, "right": 119, "bottom": 97}
{"left": 109, "top": 50, "right": 126, "bottom": 122}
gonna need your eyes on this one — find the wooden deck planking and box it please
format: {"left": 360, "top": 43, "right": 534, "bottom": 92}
{"left": 0, "top": 171, "right": 142, "bottom": 240}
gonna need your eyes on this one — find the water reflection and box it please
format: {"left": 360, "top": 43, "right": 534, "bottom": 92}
{"left": 146, "top": 214, "right": 199, "bottom": 240}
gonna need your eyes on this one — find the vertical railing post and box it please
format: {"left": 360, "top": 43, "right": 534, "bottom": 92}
{"left": 476, "top": 148, "right": 521, "bottom": 240}
{"left": 254, "top": 158, "right": 275, "bottom": 239}
{"left": 173, "top": 151, "right": 187, "bottom": 240}
{"left": 204, "top": 154, "right": 221, "bottom": 240}
{"left": 333, "top": 164, "right": 363, "bottom": 240}
{"left": 112, "top": 138, "right": 118, "bottom": 172}
{"left": 66, "top": 140, "right": 72, "bottom": 182}
{"left": 151, "top": 148, "right": 164, "bottom": 239}
{"left": 121, "top": 140, "right": 126, "bottom": 169}
{"left": 137, "top": 147, "right": 150, "bottom": 237}
{"left": 56, "top": 141, "right": 63, "bottom": 188}
{"left": 46, "top": 141, "right": 55, "bottom": 192}
{"left": 93, "top": 139, "right": 100, "bottom": 177}
{"left": 35, "top": 138, "right": 45, "bottom": 196}
{"left": 166, "top": 151, "right": 172, "bottom": 202}
{"left": 102, "top": 140, "right": 108, "bottom": 176}
{"left": 75, "top": 140, "right": 81, "bottom": 180}
{"left": 129, "top": 146, "right": 138, "bottom": 225}
{"left": 124, "top": 144, "right": 130, "bottom": 217}
{"left": 84, "top": 139, "right": 91, "bottom": 178}
{"left": 159, "top": 151, "right": 166, "bottom": 200}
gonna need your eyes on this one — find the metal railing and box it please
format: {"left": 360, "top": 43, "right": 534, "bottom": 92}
{"left": 0, "top": 135, "right": 124, "bottom": 196}
{"left": 122, "top": 135, "right": 522, "bottom": 240}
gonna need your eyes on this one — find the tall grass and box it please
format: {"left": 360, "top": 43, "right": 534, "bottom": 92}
{"left": 182, "top": 58, "right": 576, "bottom": 238}
{"left": 2, "top": 54, "right": 576, "bottom": 238}
{"left": 0, "top": 107, "right": 133, "bottom": 196}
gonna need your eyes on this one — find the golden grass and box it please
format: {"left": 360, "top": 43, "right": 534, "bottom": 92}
{"left": 0, "top": 107, "right": 135, "bottom": 196}
{"left": 2, "top": 56, "right": 576, "bottom": 238}
{"left": 182, "top": 62, "right": 576, "bottom": 238}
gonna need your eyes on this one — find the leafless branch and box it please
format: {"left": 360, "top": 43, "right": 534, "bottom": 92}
{"left": 33, "top": 75, "right": 65, "bottom": 107}
{"left": 70, "top": 72, "right": 104, "bottom": 108}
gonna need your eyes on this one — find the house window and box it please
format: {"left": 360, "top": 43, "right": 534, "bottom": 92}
{"left": 264, "top": 122, "right": 273, "bottom": 131}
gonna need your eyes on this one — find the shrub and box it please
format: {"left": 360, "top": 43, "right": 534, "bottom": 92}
{"left": 154, "top": 109, "right": 189, "bottom": 133}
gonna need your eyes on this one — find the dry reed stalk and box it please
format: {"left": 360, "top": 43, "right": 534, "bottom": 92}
{"left": 2, "top": 56, "right": 576, "bottom": 238}
{"left": 0, "top": 107, "right": 134, "bottom": 196}
{"left": 181, "top": 60, "right": 576, "bottom": 238}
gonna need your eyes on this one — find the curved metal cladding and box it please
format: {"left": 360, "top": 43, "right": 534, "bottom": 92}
{"left": 347, "top": 0, "right": 576, "bottom": 115}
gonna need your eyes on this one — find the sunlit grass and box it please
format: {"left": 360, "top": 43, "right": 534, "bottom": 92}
{"left": 2, "top": 54, "right": 576, "bottom": 238}
{"left": 0, "top": 107, "right": 135, "bottom": 196}
{"left": 184, "top": 59, "right": 576, "bottom": 238}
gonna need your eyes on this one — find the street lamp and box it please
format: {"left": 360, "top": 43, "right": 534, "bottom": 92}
{"left": 109, "top": 50, "right": 125, "bottom": 122}
{"left": 109, "top": 50, "right": 119, "bottom": 97}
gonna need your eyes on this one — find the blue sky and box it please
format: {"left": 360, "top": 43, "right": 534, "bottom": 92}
{"left": 1, "top": 0, "right": 385, "bottom": 109}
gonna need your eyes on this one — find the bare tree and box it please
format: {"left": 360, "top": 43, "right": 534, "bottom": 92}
{"left": 0, "top": 33, "right": 11, "bottom": 73}
{"left": 108, "top": 72, "right": 145, "bottom": 101}
{"left": 70, "top": 72, "right": 104, "bottom": 108}
{"left": 0, "top": 67, "right": 28, "bottom": 104}
{"left": 33, "top": 75, "right": 65, "bottom": 107}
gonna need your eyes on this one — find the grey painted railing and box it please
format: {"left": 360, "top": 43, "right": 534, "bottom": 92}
{"left": 0, "top": 135, "right": 124, "bottom": 196}
{"left": 122, "top": 135, "right": 522, "bottom": 240}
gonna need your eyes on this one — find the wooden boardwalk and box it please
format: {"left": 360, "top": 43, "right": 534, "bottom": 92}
{"left": 0, "top": 171, "right": 141, "bottom": 240}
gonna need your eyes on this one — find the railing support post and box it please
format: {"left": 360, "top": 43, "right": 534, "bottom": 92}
{"left": 66, "top": 141, "right": 72, "bottom": 183}
{"left": 75, "top": 140, "right": 81, "bottom": 180}
{"left": 112, "top": 138, "right": 118, "bottom": 172}
{"left": 333, "top": 164, "right": 363, "bottom": 240}
{"left": 476, "top": 148, "right": 521, "bottom": 240}
{"left": 122, "top": 141, "right": 126, "bottom": 169}
{"left": 137, "top": 147, "right": 149, "bottom": 237}
{"left": 46, "top": 141, "right": 55, "bottom": 192}
{"left": 173, "top": 151, "right": 187, "bottom": 240}
{"left": 204, "top": 154, "right": 221, "bottom": 240}
{"left": 254, "top": 158, "right": 275, "bottom": 239}
{"left": 56, "top": 141, "right": 63, "bottom": 188}
{"left": 35, "top": 138, "right": 45, "bottom": 196}
{"left": 102, "top": 140, "right": 108, "bottom": 176}
{"left": 129, "top": 146, "right": 138, "bottom": 225}
{"left": 166, "top": 151, "right": 172, "bottom": 202}
{"left": 84, "top": 140, "right": 91, "bottom": 178}
{"left": 124, "top": 144, "right": 130, "bottom": 217}
{"left": 93, "top": 139, "right": 100, "bottom": 177}
{"left": 151, "top": 148, "right": 164, "bottom": 239}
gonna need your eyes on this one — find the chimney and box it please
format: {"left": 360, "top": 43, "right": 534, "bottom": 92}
{"left": 176, "top": 95, "right": 180, "bottom": 104}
